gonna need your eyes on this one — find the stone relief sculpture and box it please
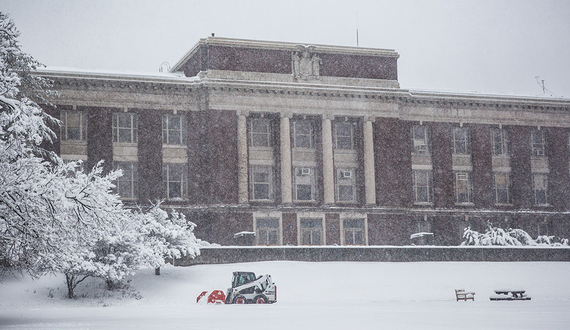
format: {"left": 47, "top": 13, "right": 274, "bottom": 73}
{"left": 292, "top": 45, "right": 320, "bottom": 80}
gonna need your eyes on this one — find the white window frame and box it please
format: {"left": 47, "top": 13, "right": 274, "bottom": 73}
{"left": 333, "top": 121, "right": 354, "bottom": 150}
{"left": 113, "top": 112, "right": 138, "bottom": 144}
{"left": 293, "top": 166, "right": 317, "bottom": 202}
{"left": 493, "top": 172, "right": 511, "bottom": 205}
{"left": 292, "top": 120, "right": 315, "bottom": 149}
{"left": 60, "top": 110, "right": 87, "bottom": 141}
{"left": 412, "top": 125, "right": 429, "bottom": 154}
{"left": 163, "top": 163, "right": 187, "bottom": 200}
{"left": 335, "top": 168, "right": 357, "bottom": 203}
{"left": 531, "top": 129, "right": 547, "bottom": 157}
{"left": 249, "top": 117, "right": 272, "bottom": 148}
{"left": 114, "top": 162, "right": 138, "bottom": 199}
{"left": 454, "top": 171, "right": 473, "bottom": 204}
{"left": 249, "top": 165, "right": 274, "bottom": 201}
{"left": 255, "top": 217, "right": 281, "bottom": 246}
{"left": 342, "top": 218, "right": 366, "bottom": 245}
{"left": 162, "top": 114, "right": 187, "bottom": 145}
{"left": 492, "top": 128, "right": 509, "bottom": 156}
{"left": 452, "top": 127, "right": 470, "bottom": 154}
{"left": 299, "top": 217, "right": 324, "bottom": 245}
{"left": 412, "top": 169, "right": 433, "bottom": 204}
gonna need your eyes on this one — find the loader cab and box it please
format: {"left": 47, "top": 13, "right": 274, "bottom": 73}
{"left": 231, "top": 272, "right": 257, "bottom": 288}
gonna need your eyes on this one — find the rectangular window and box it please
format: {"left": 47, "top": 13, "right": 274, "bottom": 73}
{"left": 249, "top": 166, "right": 273, "bottom": 201}
{"left": 293, "top": 167, "right": 316, "bottom": 201}
{"left": 412, "top": 125, "right": 429, "bottom": 154}
{"left": 533, "top": 173, "right": 548, "bottom": 205}
{"left": 114, "top": 162, "right": 137, "bottom": 199}
{"left": 256, "top": 218, "right": 279, "bottom": 245}
{"left": 300, "top": 218, "right": 322, "bottom": 245}
{"left": 494, "top": 172, "right": 511, "bottom": 204}
{"left": 454, "top": 171, "right": 473, "bottom": 203}
{"left": 162, "top": 115, "right": 187, "bottom": 145}
{"left": 531, "top": 129, "right": 547, "bottom": 156}
{"left": 343, "top": 218, "right": 365, "bottom": 245}
{"left": 492, "top": 128, "right": 509, "bottom": 156}
{"left": 292, "top": 120, "right": 314, "bottom": 149}
{"left": 163, "top": 163, "right": 187, "bottom": 199}
{"left": 452, "top": 127, "right": 470, "bottom": 154}
{"left": 113, "top": 112, "right": 138, "bottom": 143}
{"left": 334, "top": 121, "right": 354, "bottom": 150}
{"left": 249, "top": 118, "right": 272, "bottom": 147}
{"left": 335, "top": 168, "right": 356, "bottom": 202}
{"left": 60, "top": 110, "right": 87, "bottom": 141}
{"left": 412, "top": 170, "right": 433, "bottom": 203}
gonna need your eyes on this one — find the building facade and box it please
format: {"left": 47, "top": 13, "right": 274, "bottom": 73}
{"left": 37, "top": 37, "right": 570, "bottom": 246}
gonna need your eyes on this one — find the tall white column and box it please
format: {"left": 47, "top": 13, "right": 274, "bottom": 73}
{"left": 280, "top": 113, "right": 292, "bottom": 204}
{"left": 237, "top": 111, "right": 249, "bottom": 204}
{"left": 322, "top": 115, "right": 335, "bottom": 204}
{"left": 364, "top": 117, "right": 376, "bottom": 205}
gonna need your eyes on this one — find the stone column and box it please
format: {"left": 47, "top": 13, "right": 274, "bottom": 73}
{"left": 280, "top": 113, "right": 292, "bottom": 204}
{"left": 363, "top": 117, "right": 376, "bottom": 205}
{"left": 322, "top": 115, "right": 335, "bottom": 204}
{"left": 237, "top": 111, "right": 249, "bottom": 204}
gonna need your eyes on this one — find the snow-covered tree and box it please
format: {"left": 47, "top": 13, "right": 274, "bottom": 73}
{"left": 135, "top": 203, "right": 202, "bottom": 275}
{"left": 461, "top": 222, "right": 569, "bottom": 246}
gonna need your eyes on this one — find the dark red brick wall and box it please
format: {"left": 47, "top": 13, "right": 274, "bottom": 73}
{"left": 433, "top": 215, "right": 461, "bottom": 245}
{"left": 209, "top": 212, "right": 253, "bottom": 245}
{"left": 374, "top": 117, "right": 413, "bottom": 207}
{"left": 367, "top": 214, "right": 383, "bottom": 245}
{"left": 272, "top": 115, "right": 282, "bottom": 205}
{"left": 325, "top": 213, "right": 340, "bottom": 245}
{"left": 431, "top": 122, "right": 454, "bottom": 208}
{"left": 208, "top": 46, "right": 291, "bottom": 74}
{"left": 319, "top": 53, "right": 397, "bottom": 80}
{"left": 471, "top": 124, "right": 494, "bottom": 208}
{"left": 85, "top": 106, "right": 113, "bottom": 173}
{"left": 186, "top": 111, "right": 204, "bottom": 204}
{"left": 208, "top": 110, "right": 239, "bottom": 204}
{"left": 509, "top": 126, "right": 533, "bottom": 209}
{"left": 547, "top": 127, "right": 570, "bottom": 211}
{"left": 282, "top": 213, "right": 297, "bottom": 245}
{"left": 180, "top": 44, "right": 398, "bottom": 80}
{"left": 137, "top": 109, "right": 163, "bottom": 203}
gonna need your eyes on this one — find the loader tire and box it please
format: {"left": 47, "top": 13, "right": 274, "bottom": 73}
{"left": 233, "top": 295, "right": 246, "bottom": 304}
{"left": 255, "top": 295, "right": 268, "bottom": 304}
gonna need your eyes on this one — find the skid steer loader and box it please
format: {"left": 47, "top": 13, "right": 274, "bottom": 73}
{"left": 197, "top": 271, "right": 277, "bottom": 304}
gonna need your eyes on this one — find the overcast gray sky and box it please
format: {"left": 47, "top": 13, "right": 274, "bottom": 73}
{"left": 4, "top": 0, "right": 570, "bottom": 97}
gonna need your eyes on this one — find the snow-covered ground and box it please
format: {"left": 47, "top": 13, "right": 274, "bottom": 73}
{"left": 1, "top": 261, "right": 569, "bottom": 329}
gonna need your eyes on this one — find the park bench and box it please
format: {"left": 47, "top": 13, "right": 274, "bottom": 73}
{"left": 455, "top": 289, "right": 475, "bottom": 301}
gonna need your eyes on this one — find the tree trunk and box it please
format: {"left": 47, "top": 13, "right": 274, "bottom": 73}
{"left": 155, "top": 267, "right": 160, "bottom": 275}
{"left": 66, "top": 273, "right": 75, "bottom": 299}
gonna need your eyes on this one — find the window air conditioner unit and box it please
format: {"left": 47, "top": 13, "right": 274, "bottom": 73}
{"left": 341, "top": 170, "right": 352, "bottom": 178}
{"left": 415, "top": 144, "right": 428, "bottom": 153}
{"left": 299, "top": 168, "right": 311, "bottom": 175}
{"left": 535, "top": 150, "right": 544, "bottom": 156}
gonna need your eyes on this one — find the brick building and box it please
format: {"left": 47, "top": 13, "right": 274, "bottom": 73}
{"left": 37, "top": 37, "right": 570, "bottom": 245}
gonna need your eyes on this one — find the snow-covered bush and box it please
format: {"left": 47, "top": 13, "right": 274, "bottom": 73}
{"left": 461, "top": 222, "right": 569, "bottom": 247}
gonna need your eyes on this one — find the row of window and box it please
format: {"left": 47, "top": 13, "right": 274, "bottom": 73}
{"left": 250, "top": 166, "right": 356, "bottom": 202}
{"left": 62, "top": 111, "right": 551, "bottom": 158}
{"left": 412, "top": 125, "right": 548, "bottom": 157}
{"left": 115, "top": 163, "right": 187, "bottom": 200}
{"left": 61, "top": 111, "right": 186, "bottom": 145}
{"left": 256, "top": 217, "right": 366, "bottom": 246}
{"left": 249, "top": 118, "right": 356, "bottom": 149}
{"left": 412, "top": 169, "right": 549, "bottom": 206}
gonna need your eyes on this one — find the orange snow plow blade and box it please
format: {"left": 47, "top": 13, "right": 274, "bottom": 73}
{"left": 197, "top": 290, "right": 226, "bottom": 304}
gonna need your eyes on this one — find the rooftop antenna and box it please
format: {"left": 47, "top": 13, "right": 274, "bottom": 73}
{"left": 159, "top": 61, "right": 170, "bottom": 73}
{"left": 356, "top": 12, "right": 359, "bottom": 47}
{"left": 535, "top": 76, "right": 556, "bottom": 96}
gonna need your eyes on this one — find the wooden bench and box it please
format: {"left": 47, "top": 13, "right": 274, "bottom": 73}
{"left": 455, "top": 289, "right": 475, "bottom": 301}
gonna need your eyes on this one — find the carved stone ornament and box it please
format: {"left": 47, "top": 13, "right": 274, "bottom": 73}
{"left": 292, "top": 45, "right": 320, "bottom": 80}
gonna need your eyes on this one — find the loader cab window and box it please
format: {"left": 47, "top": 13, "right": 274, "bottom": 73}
{"left": 232, "top": 272, "right": 256, "bottom": 288}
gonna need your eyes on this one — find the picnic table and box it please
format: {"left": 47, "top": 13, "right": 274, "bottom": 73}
{"left": 490, "top": 289, "right": 531, "bottom": 301}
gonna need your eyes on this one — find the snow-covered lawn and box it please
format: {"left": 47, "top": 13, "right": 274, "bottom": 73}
{"left": 1, "top": 261, "right": 570, "bottom": 329}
